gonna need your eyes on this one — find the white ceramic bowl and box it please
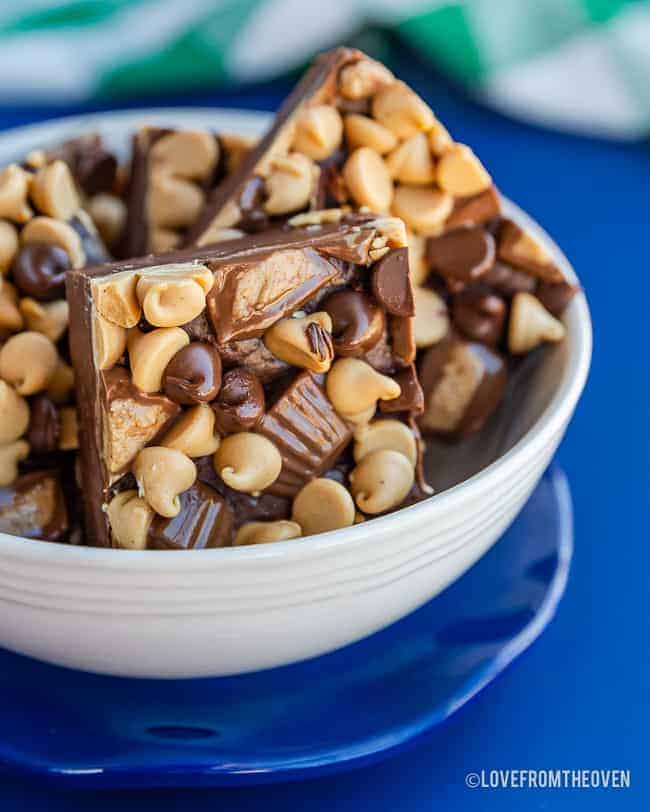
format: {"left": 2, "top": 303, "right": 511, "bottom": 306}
{"left": 0, "top": 109, "right": 591, "bottom": 678}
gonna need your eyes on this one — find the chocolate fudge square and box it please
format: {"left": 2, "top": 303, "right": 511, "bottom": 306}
{"left": 187, "top": 47, "right": 576, "bottom": 439}
{"left": 67, "top": 212, "right": 430, "bottom": 549}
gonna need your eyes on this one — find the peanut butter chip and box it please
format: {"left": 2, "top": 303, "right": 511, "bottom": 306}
{"left": 292, "top": 478, "right": 355, "bottom": 536}
{"left": 437, "top": 144, "right": 491, "bottom": 197}
{"left": 343, "top": 147, "right": 393, "bottom": 213}
{"left": 392, "top": 186, "right": 453, "bottom": 236}
{"left": 293, "top": 105, "right": 343, "bottom": 161}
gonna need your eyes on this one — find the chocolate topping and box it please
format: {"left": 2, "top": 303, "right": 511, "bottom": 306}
{"left": 323, "top": 289, "right": 384, "bottom": 356}
{"left": 481, "top": 261, "right": 536, "bottom": 298}
{"left": 427, "top": 226, "right": 496, "bottom": 292}
{"left": 12, "top": 243, "right": 70, "bottom": 301}
{"left": 27, "top": 395, "right": 61, "bottom": 454}
{"left": 259, "top": 371, "right": 352, "bottom": 497}
{"left": 536, "top": 280, "right": 579, "bottom": 317}
{"left": 147, "top": 482, "right": 233, "bottom": 549}
{"left": 102, "top": 368, "right": 179, "bottom": 474}
{"left": 0, "top": 471, "right": 68, "bottom": 542}
{"left": 212, "top": 367, "right": 265, "bottom": 435}
{"left": 452, "top": 287, "right": 507, "bottom": 346}
{"left": 162, "top": 342, "right": 222, "bottom": 405}
{"left": 497, "top": 219, "right": 563, "bottom": 283}
{"left": 48, "top": 134, "right": 117, "bottom": 196}
{"left": 446, "top": 186, "right": 501, "bottom": 229}
{"left": 418, "top": 334, "right": 507, "bottom": 438}
{"left": 371, "top": 248, "right": 414, "bottom": 317}
{"left": 380, "top": 365, "right": 424, "bottom": 415}
{"left": 207, "top": 248, "right": 339, "bottom": 343}
{"left": 219, "top": 337, "right": 289, "bottom": 383}
{"left": 236, "top": 175, "right": 269, "bottom": 233}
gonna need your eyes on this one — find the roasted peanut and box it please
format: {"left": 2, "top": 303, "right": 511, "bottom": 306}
{"left": 291, "top": 478, "right": 355, "bottom": 536}
{"left": 392, "top": 185, "right": 453, "bottom": 235}
{"left": 372, "top": 81, "right": 435, "bottom": 139}
{"left": 326, "top": 358, "right": 401, "bottom": 419}
{"left": 29, "top": 160, "right": 80, "bottom": 220}
{"left": 0, "top": 164, "right": 33, "bottom": 223}
{"left": 385, "top": 133, "right": 436, "bottom": 185}
{"left": 21, "top": 216, "right": 84, "bottom": 268}
{"left": 0, "top": 331, "right": 58, "bottom": 395}
{"left": 413, "top": 287, "right": 449, "bottom": 348}
{"left": 263, "top": 311, "right": 334, "bottom": 373}
{"left": 19, "top": 298, "right": 69, "bottom": 343}
{"left": 213, "top": 432, "right": 282, "bottom": 494}
{"left": 353, "top": 419, "right": 417, "bottom": 466}
{"left": 343, "top": 147, "right": 393, "bottom": 213}
{"left": 197, "top": 227, "right": 245, "bottom": 243}
{"left": 0, "top": 280, "right": 23, "bottom": 332}
{"left": 293, "top": 105, "right": 343, "bottom": 161}
{"left": 106, "top": 490, "right": 154, "bottom": 550}
{"left": 132, "top": 446, "right": 197, "bottom": 518}
{"left": 95, "top": 274, "right": 141, "bottom": 328}
{"left": 0, "top": 220, "right": 19, "bottom": 275}
{"left": 234, "top": 520, "right": 302, "bottom": 546}
{"left": 508, "top": 292, "right": 566, "bottom": 354}
{"left": 150, "top": 130, "right": 219, "bottom": 181}
{"left": 338, "top": 59, "right": 394, "bottom": 100}
{"left": 128, "top": 327, "right": 189, "bottom": 393}
{"left": 58, "top": 406, "right": 78, "bottom": 450}
{"left": 161, "top": 403, "right": 220, "bottom": 458}
{"left": 148, "top": 170, "right": 205, "bottom": 230}
{"left": 343, "top": 114, "right": 397, "bottom": 155}
{"left": 436, "top": 144, "right": 491, "bottom": 197}
{"left": 95, "top": 313, "right": 127, "bottom": 370}
{"left": 196, "top": 201, "right": 242, "bottom": 246}
{"left": 350, "top": 449, "right": 414, "bottom": 514}
{"left": 0, "top": 439, "right": 29, "bottom": 487}
{"left": 24, "top": 150, "right": 46, "bottom": 170}
{"left": 0, "top": 380, "right": 30, "bottom": 443}
{"left": 428, "top": 119, "right": 453, "bottom": 155}
{"left": 87, "top": 193, "right": 127, "bottom": 247}
{"left": 264, "top": 153, "right": 315, "bottom": 215}
{"left": 46, "top": 360, "right": 74, "bottom": 404}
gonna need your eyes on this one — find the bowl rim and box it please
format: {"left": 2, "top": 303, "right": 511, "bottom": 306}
{"left": 0, "top": 107, "right": 593, "bottom": 566}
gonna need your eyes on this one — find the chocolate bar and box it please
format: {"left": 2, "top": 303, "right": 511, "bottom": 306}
{"left": 187, "top": 47, "right": 500, "bottom": 248}
{"left": 67, "top": 212, "right": 429, "bottom": 548}
{"left": 121, "top": 127, "right": 256, "bottom": 258}
{"left": 0, "top": 147, "right": 113, "bottom": 541}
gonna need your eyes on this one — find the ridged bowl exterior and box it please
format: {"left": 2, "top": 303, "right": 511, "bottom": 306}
{"left": 0, "top": 110, "right": 592, "bottom": 678}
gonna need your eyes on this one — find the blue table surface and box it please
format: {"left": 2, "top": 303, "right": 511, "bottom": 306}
{"left": 1, "top": 61, "right": 648, "bottom": 810}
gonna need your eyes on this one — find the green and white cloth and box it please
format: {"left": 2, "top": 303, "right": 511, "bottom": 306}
{"left": 1, "top": 0, "right": 649, "bottom": 139}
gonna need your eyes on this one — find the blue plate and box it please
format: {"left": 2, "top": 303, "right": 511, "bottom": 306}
{"left": 0, "top": 465, "right": 572, "bottom": 788}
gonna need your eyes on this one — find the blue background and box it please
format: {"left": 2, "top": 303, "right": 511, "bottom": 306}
{"left": 1, "top": 52, "right": 647, "bottom": 810}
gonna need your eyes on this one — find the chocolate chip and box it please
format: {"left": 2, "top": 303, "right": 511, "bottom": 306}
{"left": 27, "top": 395, "right": 60, "bottom": 454}
{"left": 212, "top": 367, "right": 265, "bottom": 434}
{"left": 452, "top": 287, "right": 507, "bottom": 346}
{"left": 379, "top": 365, "right": 424, "bottom": 415}
{"left": 306, "top": 321, "right": 334, "bottom": 362}
{"left": 147, "top": 482, "right": 234, "bottom": 549}
{"left": 162, "top": 342, "right": 222, "bottom": 405}
{"left": 535, "top": 280, "right": 579, "bottom": 317}
{"left": 427, "top": 226, "right": 495, "bottom": 292}
{"left": 371, "top": 247, "right": 414, "bottom": 317}
{"left": 323, "top": 289, "right": 385, "bottom": 356}
{"left": 12, "top": 243, "right": 71, "bottom": 301}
